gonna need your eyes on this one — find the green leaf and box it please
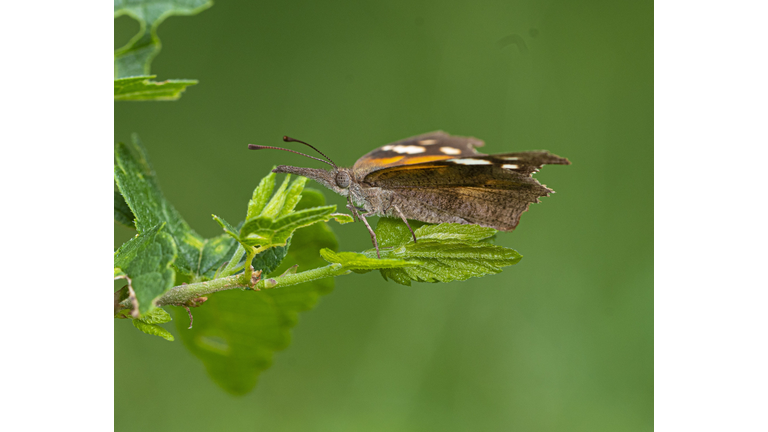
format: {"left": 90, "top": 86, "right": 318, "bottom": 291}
{"left": 114, "top": 224, "right": 177, "bottom": 315}
{"left": 114, "top": 135, "right": 193, "bottom": 241}
{"left": 374, "top": 219, "right": 523, "bottom": 286}
{"left": 116, "top": 307, "right": 175, "bottom": 340}
{"left": 251, "top": 242, "right": 290, "bottom": 275}
{"left": 240, "top": 205, "right": 337, "bottom": 247}
{"left": 114, "top": 75, "right": 198, "bottom": 101}
{"left": 114, "top": 135, "right": 236, "bottom": 279}
{"left": 414, "top": 223, "right": 498, "bottom": 243}
{"left": 114, "top": 191, "right": 135, "bottom": 228}
{"left": 138, "top": 307, "right": 172, "bottom": 324}
{"left": 212, "top": 215, "right": 240, "bottom": 245}
{"left": 175, "top": 188, "right": 339, "bottom": 395}
{"left": 213, "top": 173, "right": 334, "bottom": 279}
{"left": 319, "top": 248, "right": 419, "bottom": 274}
{"left": 114, "top": 0, "right": 213, "bottom": 78}
{"left": 280, "top": 176, "right": 308, "bottom": 217}
{"left": 330, "top": 213, "right": 355, "bottom": 224}
{"left": 261, "top": 175, "right": 293, "bottom": 218}
{"left": 114, "top": 223, "right": 163, "bottom": 269}
{"left": 132, "top": 319, "right": 175, "bottom": 341}
{"left": 246, "top": 171, "right": 276, "bottom": 219}
{"left": 212, "top": 214, "right": 290, "bottom": 275}
{"left": 221, "top": 174, "right": 346, "bottom": 251}
{"left": 198, "top": 234, "right": 240, "bottom": 278}
{"left": 116, "top": 306, "right": 172, "bottom": 323}
{"left": 281, "top": 189, "right": 340, "bottom": 259}
{"left": 376, "top": 217, "right": 427, "bottom": 247}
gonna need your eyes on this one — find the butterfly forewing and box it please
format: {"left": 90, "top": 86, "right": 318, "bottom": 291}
{"left": 362, "top": 151, "right": 570, "bottom": 186}
{"left": 352, "top": 131, "right": 485, "bottom": 178}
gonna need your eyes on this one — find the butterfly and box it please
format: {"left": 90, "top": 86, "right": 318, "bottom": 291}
{"left": 249, "top": 131, "right": 570, "bottom": 257}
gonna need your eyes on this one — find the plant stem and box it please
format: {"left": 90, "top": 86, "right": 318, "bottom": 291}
{"left": 219, "top": 244, "right": 246, "bottom": 277}
{"left": 257, "top": 263, "right": 347, "bottom": 289}
{"left": 154, "top": 272, "right": 249, "bottom": 306}
{"left": 145, "top": 263, "right": 348, "bottom": 308}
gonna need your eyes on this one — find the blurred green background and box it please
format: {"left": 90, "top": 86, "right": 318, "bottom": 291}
{"left": 115, "top": 0, "right": 652, "bottom": 430}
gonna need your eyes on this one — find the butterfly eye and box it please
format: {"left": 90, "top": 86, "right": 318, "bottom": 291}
{"left": 335, "top": 171, "right": 351, "bottom": 189}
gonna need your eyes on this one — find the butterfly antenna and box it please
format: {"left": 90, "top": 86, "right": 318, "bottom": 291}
{"left": 282, "top": 136, "right": 338, "bottom": 169}
{"left": 247, "top": 145, "right": 336, "bottom": 168}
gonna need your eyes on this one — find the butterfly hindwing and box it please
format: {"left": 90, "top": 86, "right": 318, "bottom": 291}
{"left": 391, "top": 185, "right": 552, "bottom": 231}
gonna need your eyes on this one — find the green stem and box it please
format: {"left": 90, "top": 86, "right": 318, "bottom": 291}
{"left": 155, "top": 272, "right": 251, "bottom": 306}
{"left": 256, "top": 263, "right": 347, "bottom": 289}
{"left": 242, "top": 246, "right": 256, "bottom": 284}
{"left": 149, "top": 263, "right": 348, "bottom": 308}
{"left": 219, "top": 244, "right": 246, "bottom": 277}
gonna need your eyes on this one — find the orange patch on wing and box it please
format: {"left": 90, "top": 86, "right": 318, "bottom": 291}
{"left": 371, "top": 156, "right": 405, "bottom": 165}
{"left": 399, "top": 155, "right": 452, "bottom": 165}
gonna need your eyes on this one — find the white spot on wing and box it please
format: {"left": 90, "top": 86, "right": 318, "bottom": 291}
{"left": 501, "top": 156, "right": 519, "bottom": 161}
{"left": 419, "top": 139, "right": 438, "bottom": 145}
{"left": 447, "top": 158, "right": 492, "bottom": 165}
{"left": 381, "top": 145, "right": 394, "bottom": 151}
{"left": 502, "top": 164, "right": 519, "bottom": 170}
{"left": 439, "top": 146, "right": 462, "bottom": 155}
{"left": 392, "top": 145, "right": 426, "bottom": 154}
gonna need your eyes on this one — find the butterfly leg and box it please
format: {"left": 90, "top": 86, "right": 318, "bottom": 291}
{"left": 393, "top": 205, "right": 417, "bottom": 243}
{"left": 346, "top": 199, "right": 360, "bottom": 222}
{"left": 358, "top": 212, "right": 380, "bottom": 258}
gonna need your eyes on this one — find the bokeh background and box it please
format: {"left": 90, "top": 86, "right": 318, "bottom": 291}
{"left": 115, "top": 0, "right": 652, "bottom": 430}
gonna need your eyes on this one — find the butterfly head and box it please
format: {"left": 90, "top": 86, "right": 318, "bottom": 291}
{"left": 249, "top": 136, "right": 355, "bottom": 197}
{"left": 334, "top": 170, "right": 351, "bottom": 188}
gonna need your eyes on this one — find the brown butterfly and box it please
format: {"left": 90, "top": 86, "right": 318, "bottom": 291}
{"left": 249, "top": 131, "right": 570, "bottom": 257}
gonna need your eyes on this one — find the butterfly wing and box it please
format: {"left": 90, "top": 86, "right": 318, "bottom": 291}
{"left": 387, "top": 186, "right": 546, "bottom": 231}
{"left": 363, "top": 151, "right": 570, "bottom": 185}
{"left": 352, "top": 131, "right": 485, "bottom": 178}
{"left": 363, "top": 151, "right": 570, "bottom": 231}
